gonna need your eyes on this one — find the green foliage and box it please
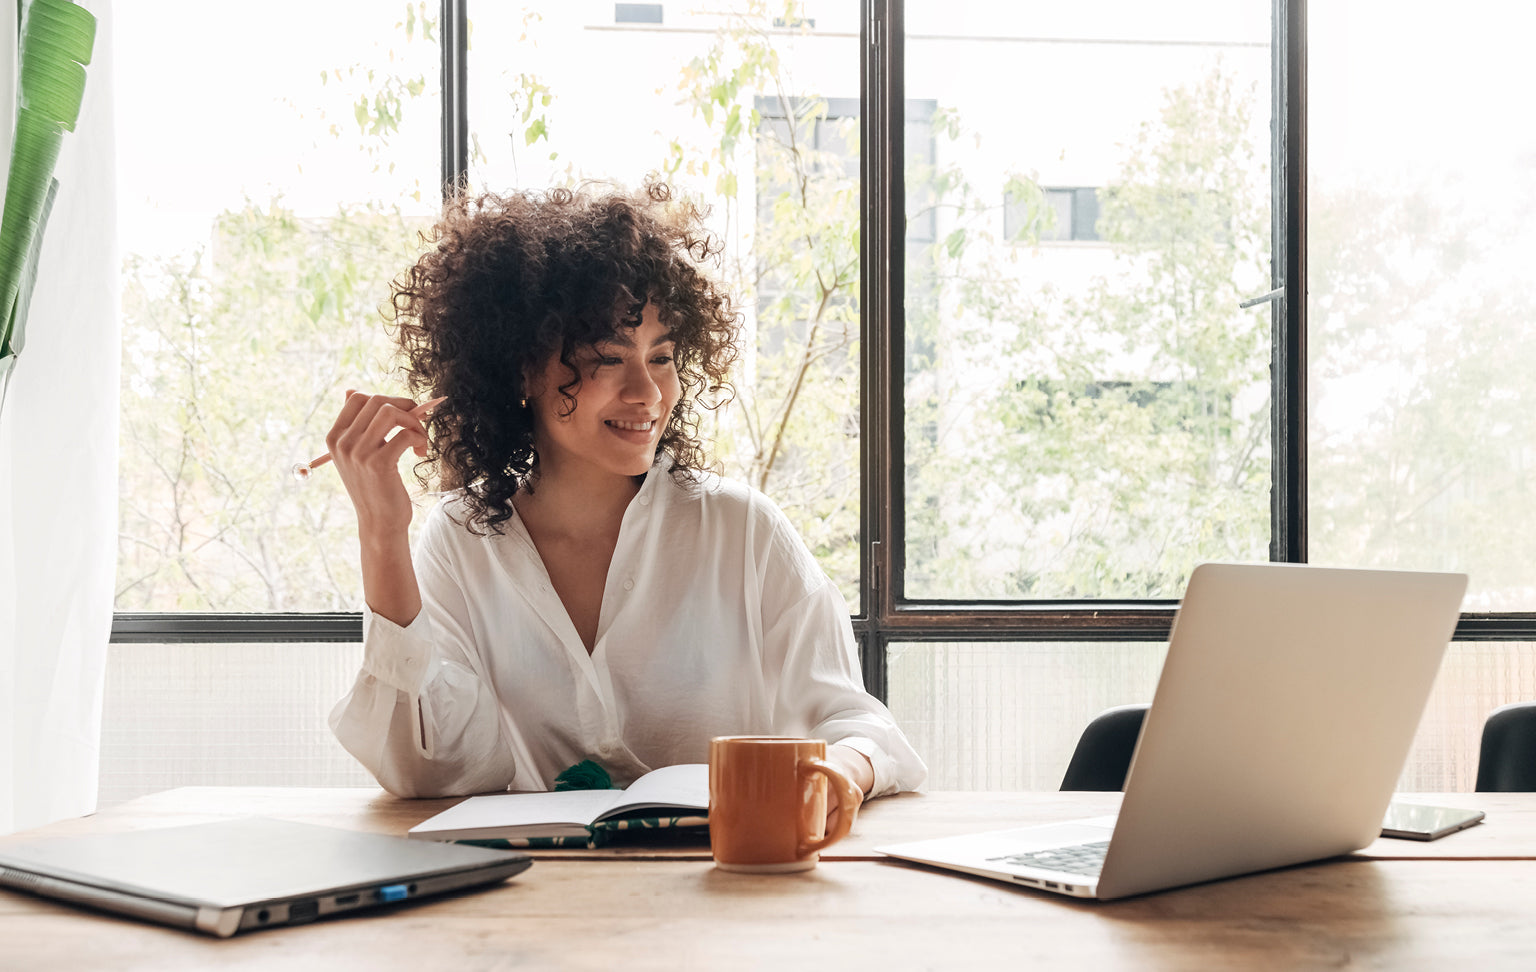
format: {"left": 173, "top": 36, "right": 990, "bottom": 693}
{"left": 116, "top": 199, "right": 428, "bottom": 610}
{"left": 669, "top": 0, "right": 864, "bottom": 599}
{"left": 500, "top": 10, "right": 558, "bottom": 172}
{"left": 115, "top": 7, "right": 439, "bottom": 610}
{"left": 1306, "top": 179, "right": 1536, "bottom": 607}
{"left": 512, "top": 73, "right": 554, "bottom": 155}
{"left": 903, "top": 66, "right": 1272, "bottom": 599}
{"left": 307, "top": 3, "right": 437, "bottom": 195}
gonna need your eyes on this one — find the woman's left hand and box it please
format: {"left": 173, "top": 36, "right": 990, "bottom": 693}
{"left": 823, "top": 744, "right": 874, "bottom": 836}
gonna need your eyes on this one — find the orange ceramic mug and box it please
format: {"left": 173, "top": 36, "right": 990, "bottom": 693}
{"left": 708, "top": 735, "right": 862, "bottom": 873}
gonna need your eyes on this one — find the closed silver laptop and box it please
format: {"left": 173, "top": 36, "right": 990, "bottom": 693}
{"left": 877, "top": 562, "right": 1467, "bottom": 900}
{"left": 0, "top": 816, "right": 532, "bottom": 936}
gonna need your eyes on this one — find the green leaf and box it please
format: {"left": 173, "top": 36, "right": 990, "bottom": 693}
{"left": 5, "top": 179, "right": 59, "bottom": 358}
{"left": 0, "top": 0, "right": 97, "bottom": 358}
{"left": 944, "top": 228, "right": 967, "bottom": 259}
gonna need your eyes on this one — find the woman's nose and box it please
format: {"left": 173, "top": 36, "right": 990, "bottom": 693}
{"left": 621, "top": 362, "right": 662, "bottom": 404}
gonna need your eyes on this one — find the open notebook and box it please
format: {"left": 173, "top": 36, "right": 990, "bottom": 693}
{"left": 409, "top": 763, "right": 710, "bottom": 846}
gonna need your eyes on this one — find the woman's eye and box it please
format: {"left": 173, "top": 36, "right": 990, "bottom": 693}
{"left": 651, "top": 355, "right": 675, "bottom": 366}
{"left": 597, "top": 356, "right": 623, "bottom": 367}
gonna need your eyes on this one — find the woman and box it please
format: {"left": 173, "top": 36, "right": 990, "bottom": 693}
{"left": 327, "top": 182, "right": 926, "bottom": 823}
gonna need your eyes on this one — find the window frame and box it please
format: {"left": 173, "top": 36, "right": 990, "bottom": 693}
{"left": 111, "top": 0, "right": 1536, "bottom": 697}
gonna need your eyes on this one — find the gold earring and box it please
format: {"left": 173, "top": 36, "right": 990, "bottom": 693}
{"left": 520, "top": 398, "right": 528, "bottom": 408}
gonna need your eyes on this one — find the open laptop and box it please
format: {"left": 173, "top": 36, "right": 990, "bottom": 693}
{"left": 0, "top": 816, "right": 532, "bottom": 937}
{"left": 877, "top": 562, "right": 1467, "bottom": 900}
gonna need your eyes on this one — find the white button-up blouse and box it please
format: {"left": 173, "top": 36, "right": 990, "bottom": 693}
{"left": 328, "top": 463, "right": 928, "bottom": 799}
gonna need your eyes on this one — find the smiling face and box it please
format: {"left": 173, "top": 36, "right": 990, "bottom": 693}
{"left": 527, "top": 301, "right": 682, "bottom": 484}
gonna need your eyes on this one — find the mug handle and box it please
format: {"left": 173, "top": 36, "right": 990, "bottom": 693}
{"left": 796, "top": 757, "right": 862, "bottom": 858}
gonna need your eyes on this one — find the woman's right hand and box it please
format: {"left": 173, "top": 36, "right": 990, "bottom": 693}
{"left": 326, "top": 390, "right": 435, "bottom": 541}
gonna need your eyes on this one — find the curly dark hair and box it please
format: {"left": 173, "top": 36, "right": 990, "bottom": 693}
{"left": 388, "top": 181, "right": 741, "bottom": 535}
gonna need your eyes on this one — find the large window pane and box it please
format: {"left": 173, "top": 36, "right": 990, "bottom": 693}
{"left": 466, "top": 2, "right": 864, "bottom": 606}
{"left": 116, "top": 2, "right": 442, "bottom": 611}
{"left": 888, "top": 640, "right": 1536, "bottom": 791}
{"left": 902, "top": 3, "right": 1275, "bottom": 599}
{"left": 886, "top": 641, "right": 1167, "bottom": 789}
{"left": 1403, "top": 643, "right": 1536, "bottom": 792}
{"left": 1309, "top": 2, "right": 1536, "bottom": 610}
{"left": 98, "top": 643, "right": 373, "bottom": 808}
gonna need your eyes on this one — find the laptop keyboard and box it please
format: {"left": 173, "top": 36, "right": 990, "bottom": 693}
{"left": 990, "top": 840, "right": 1110, "bottom": 877}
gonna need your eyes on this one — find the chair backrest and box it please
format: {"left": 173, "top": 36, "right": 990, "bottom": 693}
{"left": 1060, "top": 703, "right": 1149, "bottom": 791}
{"left": 1476, "top": 701, "right": 1536, "bottom": 792}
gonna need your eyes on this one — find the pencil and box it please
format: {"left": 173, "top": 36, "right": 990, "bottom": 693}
{"left": 291, "top": 397, "right": 446, "bottom": 482}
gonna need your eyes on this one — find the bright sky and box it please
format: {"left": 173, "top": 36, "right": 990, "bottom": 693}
{"left": 1310, "top": 0, "right": 1536, "bottom": 190}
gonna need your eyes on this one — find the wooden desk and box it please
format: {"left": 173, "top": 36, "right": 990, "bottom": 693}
{"left": 3, "top": 788, "right": 1534, "bottom": 970}
{"left": 41, "top": 786, "right": 1532, "bottom": 860}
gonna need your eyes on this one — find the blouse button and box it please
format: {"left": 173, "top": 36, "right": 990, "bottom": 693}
{"left": 639, "top": 495, "right": 651, "bottom": 506}
{"left": 623, "top": 578, "right": 635, "bottom": 592}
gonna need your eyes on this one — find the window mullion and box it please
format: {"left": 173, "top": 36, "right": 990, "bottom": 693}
{"left": 440, "top": 0, "right": 469, "bottom": 196}
{"left": 861, "top": 0, "right": 902, "bottom": 634}
{"left": 1272, "top": 0, "right": 1307, "bottom": 563}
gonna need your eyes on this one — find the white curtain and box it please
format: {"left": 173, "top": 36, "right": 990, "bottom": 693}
{"left": 0, "top": 0, "right": 117, "bottom": 835}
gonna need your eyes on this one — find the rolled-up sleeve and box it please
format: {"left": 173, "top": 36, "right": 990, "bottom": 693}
{"left": 328, "top": 517, "right": 518, "bottom": 798}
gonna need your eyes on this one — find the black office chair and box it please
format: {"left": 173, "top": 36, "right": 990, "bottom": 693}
{"left": 1475, "top": 701, "right": 1536, "bottom": 792}
{"left": 1060, "top": 703, "right": 1149, "bottom": 791}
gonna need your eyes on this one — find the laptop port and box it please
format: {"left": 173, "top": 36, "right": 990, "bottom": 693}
{"left": 376, "top": 883, "right": 410, "bottom": 903}
{"left": 1044, "top": 882, "right": 1059, "bottom": 890}
{"left": 288, "top": 899, "right": 319, "bottom": 923}
{"left": 334, "top": 894, "right": 359, "bottom": 907}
